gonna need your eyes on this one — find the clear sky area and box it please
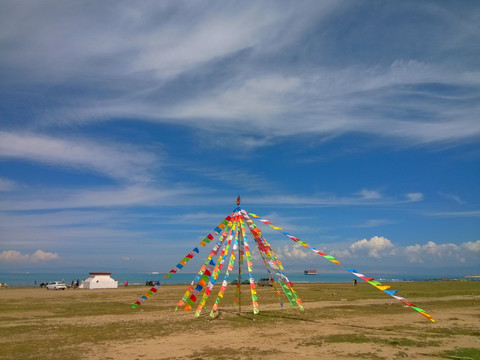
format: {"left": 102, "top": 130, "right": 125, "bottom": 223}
{"left": 0, "top": 1, "right": 479, "bottom": 277}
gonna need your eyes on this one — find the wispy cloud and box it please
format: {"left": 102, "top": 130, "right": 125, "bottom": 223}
{"left": 0, "top": 181, "right": 423, "bottom": 212}
{"left": 426, "top": 210, "right": 480, "bottom": 218}
{"left": 0, "top": 185, "right": 199, "bottom": 211}
{"left": 438, "top": 192, "right": 465, "bottom": 204}
{"left": 0, "top": 131, "right": 158, "bottom": 183}
{"left": 0, "top": 2, "right": 332, "bottom": 83}
{"left": 2, "top": 3, "right": 479, "bottom": 148}
{"left": 44, "top": 62, "right": 480, "bottom": 148}
{"left": 248, "top": 190, "right": 423, "bottom": 207}
{"left": 162, "top": 60, "right": 480, "bottom": 144}
{"left": 406, "top": 193, "right": 424, "bottom": 202}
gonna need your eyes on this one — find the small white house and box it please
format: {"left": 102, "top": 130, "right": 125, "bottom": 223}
{"left": 79, "top": 272, "right": 118, "bottom": 289}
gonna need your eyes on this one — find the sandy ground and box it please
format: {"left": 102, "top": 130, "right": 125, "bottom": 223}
{"left": 1, "top": 285, "right": 479, "bottom": 360}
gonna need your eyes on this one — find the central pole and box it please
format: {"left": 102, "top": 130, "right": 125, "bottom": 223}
{"left": 237, "top": 195, "right": 241, "bottom": 314}
{"left": 238, "top": 240, "right": 242, "bottom": 314}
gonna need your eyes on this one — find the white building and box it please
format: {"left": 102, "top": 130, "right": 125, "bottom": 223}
{"left": 79, "top": 272, "right": 118, "bottom": 289}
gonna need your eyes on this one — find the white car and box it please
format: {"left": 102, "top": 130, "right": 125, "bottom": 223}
{"left": 46, "top": 281, "right": 67, "bottom": 290}
{"left": 258, "top": 278, "right": 273, "bottom": 286}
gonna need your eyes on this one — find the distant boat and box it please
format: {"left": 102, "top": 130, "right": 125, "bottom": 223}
{"left": 304, "top": 269, "right": 317, "bottom": 275}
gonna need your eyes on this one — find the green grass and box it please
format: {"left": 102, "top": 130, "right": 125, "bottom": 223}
{"left": 294, "top": 280, "right": 480, "bottom": 301}
{"left": 440, "top": 347, "right": 480, "bottom": 359}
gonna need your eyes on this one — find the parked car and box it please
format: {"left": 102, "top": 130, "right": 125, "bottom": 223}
{"left": 258, "top": 278, "right": 273, "bottom": 286}
{"left": 46, "top": 281, "right": 67, "bottom": 290}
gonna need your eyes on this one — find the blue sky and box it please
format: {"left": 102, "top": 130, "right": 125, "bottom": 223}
{"left": 0, "top": 1, "right": 479, "bottom": 277}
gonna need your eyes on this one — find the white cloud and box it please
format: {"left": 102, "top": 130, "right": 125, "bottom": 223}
{"left": 0, "top": 249, "right": 59, "bottom": 263}
{"left": 404, "top": 240, "right": 480, "bottom": 263}
{"left": 0, "top": 131, "right": 158, "bottom": 183}
{"left": 131, "top": 9, "right": 279, "bottom": 80}
{"left": 30, "top": 249, "right": 59, "bottom": 262}
{"left": 170, "top": 75, "right": 301, "bottom": 121}
{"left": 0, "top": 250, "right": 29, "bottom": 262}
{"left": 276, "top": 244, "right": 313, "bottom": 260}
{"left": 2, "top": 3, "right": 479, "bottom": 147}
{"left": 357, "top": 190, "right": 382, "bottom": 200}
{"left": 329, "top": 236, "right": 396, "bottom": 259}
{"left": 406, "top": 193, "right": 424, "bottom": 202}
{"left": 318, "top": 237, "right": 480, "bottom": 268}
{"left": 252, "top": 237, "right": 397, "bottom": 263}
{"left": 0, "top": 185, "right": 199, "bottom": 211}
{"left": 238, "top": 193, "right": 360, "bottom": 207}
{"left": 84, "top": 62, "right": 480, "bottom": 147}
{"left": 349, "top": 236, "right": 396, "bottom": 259}
{"left": 253, "top": 236, "right": 479, "bottom": 270}
{"left": 0, "top": 2, "right": 332, "bottom": 82}
{"left": 247, "top": 190, "right": 423, "bottom": 207}
{"left": 463, "top": 241, "right": 480, "bottom": 253}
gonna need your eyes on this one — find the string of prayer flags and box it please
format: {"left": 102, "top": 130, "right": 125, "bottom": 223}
{"left": 210, "top": 219, "right": 240, "bottom": 316}
{"left": 239, "top": 218, "right": 259, "bottom": 314}
{"left": 345, "top": 268, "right": 435, "bottom": 322}
{"left": 179, "top": 221, "right": 233, "bottom": 311}
{"left": 132, "top": 281, "right": 161, "bottom": 308}
{"left": 163, "top": 212, "right": 234, "bottom": 281}
{"left": 241, "top": 212, "right": 303, "bottom": 309}
{"left": 195, "top": 223, "right": 235, "bottom": 317}
{"left": 134, "top": 214, "right": 234, "bottom": 309}
{"left": 245, "top": 210, "right": 434, "bottom": 322}
{"left": 132, "top": 199, "right": 434, "bottom": 323}
{"left": 245, "top": 211, "right": 340, "bottom": 266}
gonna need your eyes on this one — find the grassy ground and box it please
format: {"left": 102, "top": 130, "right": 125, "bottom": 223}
{"left": 0, "top": 281, "right": 479, "bottom": 359}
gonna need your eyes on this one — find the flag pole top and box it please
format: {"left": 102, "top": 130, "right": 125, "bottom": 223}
{"left": 236, "top": 195, "right": 241, "bottom": 206}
